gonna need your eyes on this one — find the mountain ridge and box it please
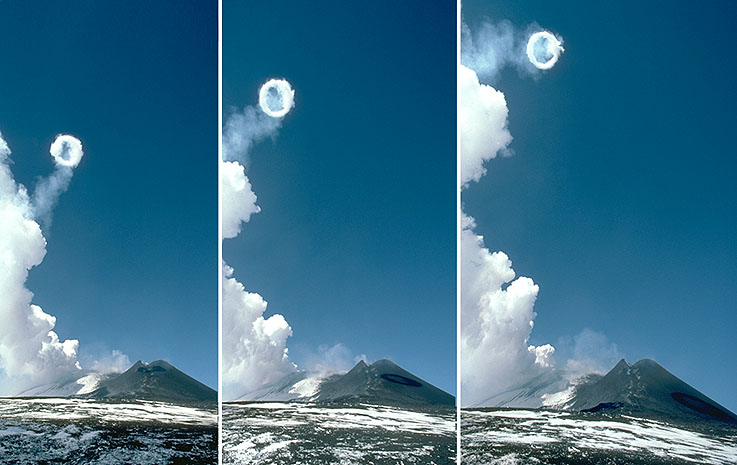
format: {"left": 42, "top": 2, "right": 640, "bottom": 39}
{"left": 86, "top": 359, "right": 216, "bottom": 402}
{"left": 235, "top": 359, "right": 455, "bottom": 407}
{"left": 566, "top": 358, "right": 737, "bottom": 423}
{"left": 471, "top": 358, "right": 736, "bottom": 424}
{"left": 12, "top": 360, "right": 216, "bottom": 403}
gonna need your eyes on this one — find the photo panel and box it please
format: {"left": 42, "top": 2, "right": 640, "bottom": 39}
{"left": 221, "top": 0, "right": 457, "bottom": 463}
{"left": 0, "top": 2, "right": 218, "bottom": 463}
{"left": 460, "top": 1, "right": 737, "bottom": 464}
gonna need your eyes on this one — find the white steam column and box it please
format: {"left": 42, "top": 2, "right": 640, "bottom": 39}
{"left": 222, "top": 78, "right": 298, "bottom": 400}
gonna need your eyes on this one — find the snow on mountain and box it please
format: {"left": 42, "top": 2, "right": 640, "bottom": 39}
{"left": 235, "top": 371, "right": 326, "bottom": 402}
{"left": 15, "top": 372, "right": 114, "bottom": 397}
{"left": 473, "top": 370, "right": 571, "bottom": 409}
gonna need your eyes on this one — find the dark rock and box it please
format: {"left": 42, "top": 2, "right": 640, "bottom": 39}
{"left": 86, "top": 360, "right": 216, "bottom": 403}
{"left": 569, "top": 358, "right": 736, "bottom": 423}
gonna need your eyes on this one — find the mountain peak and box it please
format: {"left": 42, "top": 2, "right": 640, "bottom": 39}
{"left": 632, "top": 358, "right": 659, "bottom": 369}
{"left": 612, "top": 358, "right": 630, "bottom": 370}
{"left": 568, "top": 358, "right": 736, "bottom": 423}
{"left": 371, "top": 359, "right": 397, "bottom": 367}
{"left": 136, "top": 360, "right": 174, "bottom": 373}
{"left": 315, "top": 358, "right": 454, "bottom": 406}
{"left": 87, "top": 360, "right": 215, "bottom": 402}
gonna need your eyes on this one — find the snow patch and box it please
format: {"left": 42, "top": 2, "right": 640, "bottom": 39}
{"left": 288, "top": 377, "right": 323, "bottom": 398}
{"left": 541, "top": 386, "right": 575, "bottom": 408}
{"left": 75, "top": 373, "right": 103, "bottom": 395}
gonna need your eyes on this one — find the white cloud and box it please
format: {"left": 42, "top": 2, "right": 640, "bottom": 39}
{"left": 222, "top": 263, "right": 295, "bottom": 400}
{"left": 223, "top": 105, "right": 282, "bottom": 163}
{"left": 461, "top": 20, "right": 517, "bottom": 81}
{"left": 460, "top": 20, "right": 566, "bottom": 406}
{"left": 220, "top": 104, "right": 282, "bottom": 241}
{"left": 221, "top": 92, "right": 299, "bottom": 400}
{"left": 88, "top": 349, "right": 131, "bottom": 374}
{"left": 461, "top": 19, "right": 609, "bottom": 408}
{"left": 222, "top": 161, "right": 260, "bottom": 239}
{"left": 460, "top": 57, "right": 549, "bottom": 405}
{"left": 0, "top": 132, "right": 133, "bottom": 394}
{"left": 459, "top": 65, "right": 513, "bottom": 187}
{"left": 460, "top": 215, "right": 553, "bottom": 405}
{"left": 563, "top": 329, "right": 623, "bottom": 379}
{"left": 461, "top": 20, "right": 564, "bottom": 81}
{"left": 302, "top": 343, "right": 366, "bottom": 375}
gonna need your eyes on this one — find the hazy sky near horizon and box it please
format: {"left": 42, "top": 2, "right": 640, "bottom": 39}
{"left": 0, "top": 2, "right": 217, "bottom": 388}
{"left": 224, "top": 0, "right": 456, "bottom": 394}
{"left": 462, "top": 0, "right": 737, "bottom": 411}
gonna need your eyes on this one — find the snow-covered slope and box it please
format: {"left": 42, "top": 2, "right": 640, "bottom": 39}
{"left": 16, "top": 372, "right": 114, "bottom": 397}
{"left": 473, "top": 370, "right": 572, "bottom": 408}
{"left": 235, "top": 371, "right": 326, "bottom": 402}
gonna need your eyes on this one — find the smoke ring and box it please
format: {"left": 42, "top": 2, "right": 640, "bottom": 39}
{"left": 50, "top": 135, "right": 83, "bottom": 167}
{"left": 258, "top": 78, "right": 295, "bottom": 118}
{"left": 526, "top": 31, "right": 564, "bottom": 70}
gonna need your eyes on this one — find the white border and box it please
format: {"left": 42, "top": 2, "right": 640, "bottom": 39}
{"left": 217, "top": 0, "right": 223, "bottom": 463}
{"left": 456, "top": 0, "right": 462, "bottom": 461}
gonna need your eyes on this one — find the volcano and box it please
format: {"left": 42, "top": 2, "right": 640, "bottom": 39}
{"left": 315, "top": 359, "right": 454, "bottom": 406}
{"left": 237, "top": 359, "right": 454, "bottom": 407}
{"left": 85, "top": 360, "right": 216, "bottom": 403}
{"left": 566, "top": 358, "right": 737, "bottom": 423}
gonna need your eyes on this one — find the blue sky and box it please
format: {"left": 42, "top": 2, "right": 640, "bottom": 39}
{"left": 463, "top": 0, "right": 737, "bottom": 411}
{"left": 0, "top": 2, "right": 217, "bottom": 388}
{"left": 224, "top": 0, "right": 456, "bottom": 394}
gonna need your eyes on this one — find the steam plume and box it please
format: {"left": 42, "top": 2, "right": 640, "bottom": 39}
{"left": 222, "top": 264, "right": 295, "bottom": 398}
{"left": 459, "top": 65, "right": 512, "bottom": 186}
{"left": 222, "top": 79, "right": 297, "bottom": 400}
{"left": 0, "top": 133, "right": 83, "bottom": 393}
{"left": 461, "top": 20, "right": 564, "bottom": 80}
{"left": 460, "top": 19, "right": 566, "bottom": 406}
{"left": 222, "top": 160, "right": 259, "bottom": 240}
{"left": 303, "top": 343, "right": 368, "bottom": 376}
{"left": 222, "top": 105, "right": 282, "bottom": 164}
{"left": 461, "top": 213, "right": 555, "bottom": 405}
{"left": 32, "top": 134, "right": 84, "bottom": 229}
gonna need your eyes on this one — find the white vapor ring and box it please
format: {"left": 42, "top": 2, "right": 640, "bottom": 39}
{"left": 50, "top": 134, "right": 84, "bottom": 167}
{"left": 526, "top": 31, "right": 564, "bottom": 70}
{"left": 258, "top": 78, "right": 295, "bottom": 118}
